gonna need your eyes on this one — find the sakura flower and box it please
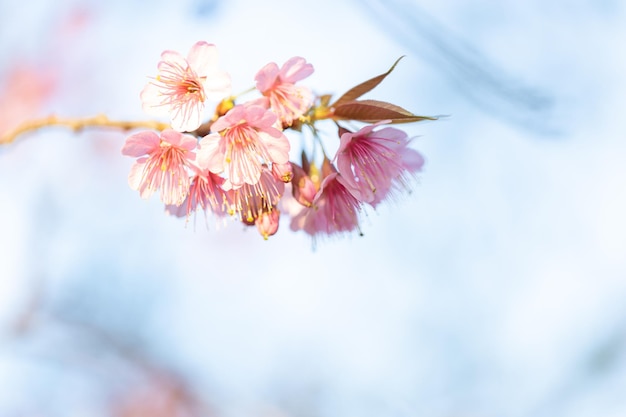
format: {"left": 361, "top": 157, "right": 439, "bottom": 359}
{"left": 197, "top": 104, "right": 290, "bottom": 187}
{"left": 255, "top": 56, "right": 314, "bottom": 126}
{"left": 336, "top": 122, "right": 424, "bottom": 206}
{"left": 227, "top": 167, "right": 284, "bottom": 224}
{"left": 122, "top": 129, "right": 197, "bottom": 206}
{"left": 165, "top": 167, "right": 230, "bottom": 218}
{"left": 141, "top": 41, "right": 231, "bottom": 132}
{"left": 290, "top": 173, "right": 361, "bottom": 238}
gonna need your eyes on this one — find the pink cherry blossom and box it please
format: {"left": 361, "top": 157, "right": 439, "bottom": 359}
{"left": 255, "top": 56, "right": 314, "bottom": 126}
{"left": 227, "top": 166, "right": 285, "bottom": 224}
{"left": 165, "top": 168, "right": 230, "bottom": 218}
{"left": 141, "top": 41, "right": 231, "bottom": 132}
{"left": 122, "top": 129, "right": 197, "bottom": 206}
{"left": 290, "top": 173, "right": 361, "bottom": 238}
{"left": 336, "top": 122, "right": 424, "bottom": 206}
{"left": 197, "top": 104, "right": 290, "bottom": 187}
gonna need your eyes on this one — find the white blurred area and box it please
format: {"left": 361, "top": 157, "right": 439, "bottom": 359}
{"left": 1, "top": 0, "right": 626, "bottom": 416}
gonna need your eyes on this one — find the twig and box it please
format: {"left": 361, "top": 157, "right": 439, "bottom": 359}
{"left": 0, "top": 114, "right": 171, "bottom": 145}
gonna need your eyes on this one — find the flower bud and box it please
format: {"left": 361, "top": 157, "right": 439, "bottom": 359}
{"left": 272, "top": 162, "right": 293, "bottom": 183}
{"left": 214, "top": 96, "right": 235, "bottom": 118}
{"left": 291, "top": 163, "right": 317, "bottom": 207}
{"left": 256, "top": 209, "right": 280, "bottom": 240}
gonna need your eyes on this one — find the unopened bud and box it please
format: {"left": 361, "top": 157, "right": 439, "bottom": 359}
{"left": 256, "top": 209, "right": 280, "bottom": 240}
{"left": 291, "top": 163, "right": 317, "bottom": 207}
{"left": 214, "top": 97, "right": 235, "bottom": 119}
{"left": 272, "top": 162, "right": 293, "bottom": 183}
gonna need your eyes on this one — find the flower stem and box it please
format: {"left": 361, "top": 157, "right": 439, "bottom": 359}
{"left": 0, "top": 114, "right": 171, "bottom": 146}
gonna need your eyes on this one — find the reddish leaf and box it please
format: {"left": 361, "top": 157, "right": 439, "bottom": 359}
{"left": 331, "top": 56, "right": 405, "bottom": 107}
{"left": 332, "top": 99, "right": 437, "bottom": 124}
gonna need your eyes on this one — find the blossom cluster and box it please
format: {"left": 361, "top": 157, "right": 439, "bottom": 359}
{"left": 122, "top": 41, "right": 435, "bottom": 240}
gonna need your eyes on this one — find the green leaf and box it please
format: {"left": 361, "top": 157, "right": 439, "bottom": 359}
{"left": 331, "top": 56, "right": 405, "bottom": 107}
{"left": 332, "top": 99, "right": 437, "bottom": 124}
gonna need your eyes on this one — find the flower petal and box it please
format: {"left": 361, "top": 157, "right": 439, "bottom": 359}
{"left": 128, "top": 160, "right": 151, "bottom": 199}
{"left": 169, "top": 100, "right": 205, "bottom": 132}
{"left": 401, "top": 147, "right": 425, "bottom": 172}
{"left": 280, "top": 57, "right": 314, "bottom": 83}
{"left": 140, "top": 83, "right": 169, "bottom": 117}
{"left": 202, "top": 71, "right": 231, "bottom": 101}
{"left": 121, "top": 131, "right": 160, "bottom": 157}
{"left": 259, "top": 131, "right": 290, "bottom": 164}
{"left": 161, "top": 129, "right": 198, "bottom": 151}
{"left": 255, "top": 62, "right": 279, "bottom": 92}
{"left": 197, "top": 133, "right": 225, "bottom": 173}
{"left": 186, "top": 41, "right": 218, "bottom": 77}
{"left": 159, "top": 50, "right": 187, "bottom": 69}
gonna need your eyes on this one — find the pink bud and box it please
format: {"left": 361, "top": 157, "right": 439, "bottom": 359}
{"left": 256, "top": 209, "right": 280, "bottom": 240}
{"left": 291, "top": 163, "right": 317, "bottom": 207}
{"left": 272, "top": 161, "right": 293, "bottom": 183}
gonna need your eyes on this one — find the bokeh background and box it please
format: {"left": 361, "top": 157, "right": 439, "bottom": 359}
{"left": 1, "top": 0, "right": 626, "bottom": 416}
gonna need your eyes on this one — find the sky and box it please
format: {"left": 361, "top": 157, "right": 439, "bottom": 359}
{"left": 1, "top": 0, "right": 626, "bottom": 416}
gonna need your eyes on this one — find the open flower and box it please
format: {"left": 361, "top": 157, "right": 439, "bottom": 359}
{"left": 290, "top": 173, "right": 361, "bottom": 238}
{"left": 165, "top": 167, "right": 231, "bottom": 219}
{"left": 197, "top": 104, "right": 290, "bottom": 187}
{"left": 255, "top": 57, "right": 314, "bottom": 126}
{"left": 141, "top": 41, "right": 231, "bottom": 132}
{"left": 226, "top": 166, "right": 284, "bottom": 225}
{"left": 336, "top": 121, "right": 424, "bottom": 206}
{"left": 121, "top": 129, "right": 197, "bottom": 206}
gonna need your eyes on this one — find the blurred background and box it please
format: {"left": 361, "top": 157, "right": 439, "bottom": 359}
{"left": 1, "top": 0, "right": 626, "bottom": 416}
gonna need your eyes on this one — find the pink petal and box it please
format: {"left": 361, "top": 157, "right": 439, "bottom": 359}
{"left": 401, "top": 147, "right": 425, "bottom": 172}
{"left": 169, "top": 100, "right": 205, "bottom": 132}
{"left": 211, "top": 105, "right": 244, "bottom": 132}
{"left": 279, "top": 57, "right": 314, "bottom": 83}
{"left": 202, "top": 70, "right": 231, "bottom": 101}
{"left": 245, "top": 105, "right": 276, "bottom": 129}
{"left": 186, "top": 41, "right": 218, "bottom": 77}
{"left": 140, "top": 83, "right": 169, "bottom": 117}
{"left": 161, "top": 129, "right": 198, "bottom": 151}
{"left": 255, "top": 62, "right": 279, "bottom": 92}
{"left": 197, "top": 133, "right": 225, "bottom": 173}
{"left": 259, "top": 131, "right": 290, "bottom": 164}
{"left": 121, "top": 131, "right": 160, "bottom": 157}
{"left": 127, "top": 160, "right": 151, "bottom": 199}
{"left": 336, "top": 150, "right": 357, "bottom": 188}
{"left": 159, "top": 50, "right": 187, "bottom": 69}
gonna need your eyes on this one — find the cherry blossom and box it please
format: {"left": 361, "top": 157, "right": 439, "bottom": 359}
{"left": 336, "top": 122, "right": 423, "bottom": 206}
{"left": 141, "top": 41, "right": 231, "bottom": 132}
{"left": 165, "top": 168, "right": 231, "bottom": 219}
{"left": 255, "top": 56, "right": 314, "bottom": 126}
{"left": 290, "top": 173, "right": 361, "bottom": 238}
{"left": 122, "top": 129, "right": 197, "bottom": 206}
{"left": 197, "top": 104, "right": 290, "bottom": 187}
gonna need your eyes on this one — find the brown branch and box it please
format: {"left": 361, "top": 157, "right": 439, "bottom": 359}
{"left": 0, "top": 114, "right": 171, "bottom": 145}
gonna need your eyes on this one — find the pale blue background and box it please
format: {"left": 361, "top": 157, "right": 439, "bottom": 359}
{"left": 1, "top": 0, "right": 625, "bottom": 416}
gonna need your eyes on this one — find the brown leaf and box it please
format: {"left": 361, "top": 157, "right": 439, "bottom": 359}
{"left": 331, "top": 56, "right": 405, "bottom": 107}
{"left": 332, "top": 99, "right": 437, "bottom": 124}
